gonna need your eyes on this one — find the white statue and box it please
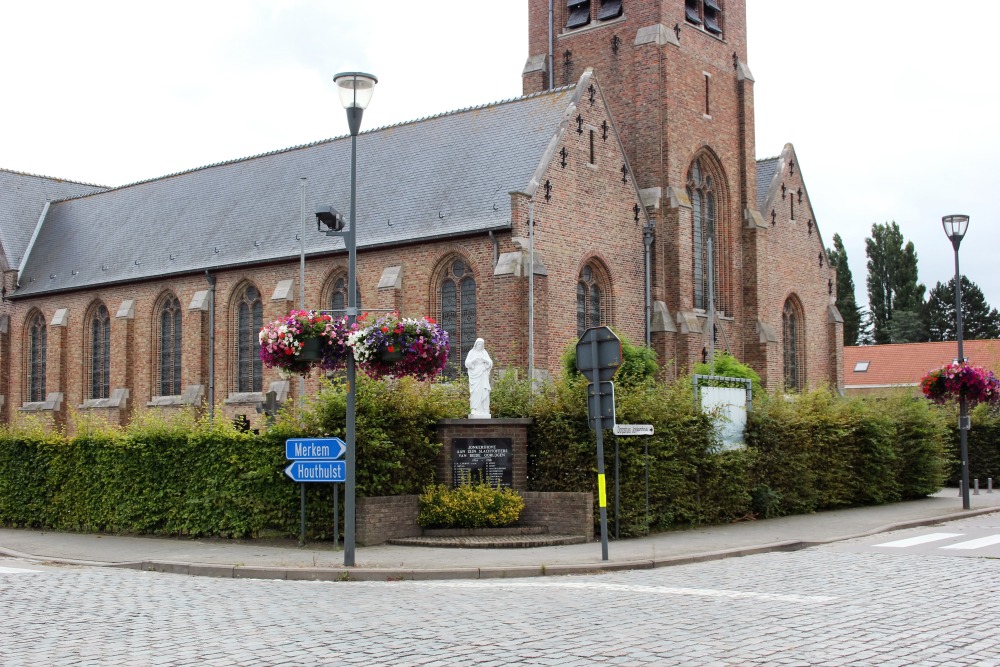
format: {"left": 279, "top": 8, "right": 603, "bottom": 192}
{"left": 465, "top": 338, "right": 493, "bottom": 418}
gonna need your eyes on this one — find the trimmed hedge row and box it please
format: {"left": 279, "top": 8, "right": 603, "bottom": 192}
{"left": 525, "top": 380, "right": 950, "bottom": 537}
{"left": 946, "top": 403, "right": 1000, "bottom": 485}
{"left": 0, "top": 368, "right": 952, "bottom": 541}
{"left": 0, "top": 377, "right": 464, "bottom": 538}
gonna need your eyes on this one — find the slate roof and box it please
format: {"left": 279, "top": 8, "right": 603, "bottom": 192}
{"left": 844, "top": 340, "right": 1000, "bottom": 389}
{"left": 755, "top": 157, "right": 780, "bottom": 210}
{"left": 13, "top": 86, "right": 578, "bottom": 298}
{"left": 0, "top": 169, "right": 106, "bottom": 272}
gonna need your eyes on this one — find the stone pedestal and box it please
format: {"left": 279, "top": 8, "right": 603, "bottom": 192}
{"left": 435, "top": 418, "right": 531, "bottom": 492}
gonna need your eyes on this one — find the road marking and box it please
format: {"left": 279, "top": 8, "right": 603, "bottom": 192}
{"left": 874, "top": 533, "right": 963, "bottom": 548}
{"left": 0, "top": 566, "right": 42, "bottom": 574}
{"left": 411, "top": 580, "right": 836, "bottom": 603}
{"left": 940, "top": 535, "right": 1000, "bottom": 550}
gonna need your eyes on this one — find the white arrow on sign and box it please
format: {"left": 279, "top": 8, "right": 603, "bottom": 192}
{"left": 613, "top": 424, "right": 654, "bottom": 436}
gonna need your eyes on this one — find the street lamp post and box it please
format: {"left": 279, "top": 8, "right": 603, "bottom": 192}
{"left": 942, "top": 214, "right": 970, "bottom": 510}
{"left": 322, "top": 71, "right": 377, "bottom": 567}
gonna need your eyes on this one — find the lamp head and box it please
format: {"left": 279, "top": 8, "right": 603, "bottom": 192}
{"left": 942, "top": 214, "right": 970, "bottom": 250}
{"left": 315, "top": 205, "right": 345, "bottom": 233}
{"left": 333, "top": 72, "right": 378, "bottom": 110}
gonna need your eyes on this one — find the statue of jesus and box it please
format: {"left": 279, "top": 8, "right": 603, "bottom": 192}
{"left": 465, "top": 338, "right": 493, "bottom": 419}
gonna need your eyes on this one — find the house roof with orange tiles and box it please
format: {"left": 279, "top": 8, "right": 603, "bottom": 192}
{"left": 844, "top": 340, "right": 1000, "bottom": 389}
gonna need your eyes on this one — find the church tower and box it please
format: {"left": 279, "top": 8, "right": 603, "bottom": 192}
{"left": 522, "top": 1, "right": 842, "bottom": 392}
{"left": 523, "top": 0, "right": 760, "bottom": 377}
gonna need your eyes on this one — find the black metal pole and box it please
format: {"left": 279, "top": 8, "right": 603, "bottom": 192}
{"left": 614, "top": 435, "right": 620, "bottom": 540}
{"left": 644, "top": 440, "right": 649, "bottom": 534}
{"left": 300, "top": 483, "right": 306, "bottom": 546}
{"left": 592, "top": 336, "right": 609, "bottom": 561}
{"left": 344, "top": 130, "right": 359, "bottom": 565}
{"left": 954, "top": 244, "right": 970, "bottom": 510}
{"left": 334, "top": 484, "right": 339, "bottom": 550}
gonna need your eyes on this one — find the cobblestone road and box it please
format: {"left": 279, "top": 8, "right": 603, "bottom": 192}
{"left": 3, "top": 532, "right": 999, "bottom": 665}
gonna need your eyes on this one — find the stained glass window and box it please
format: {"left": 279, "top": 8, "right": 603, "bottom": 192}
{"left": 577, "top": 263, "right": 607, "bottom": 337}
{"left": 783, "top": 299, "right": 802, "bottom": 391}
{"left": 236, "top": 285, "right": 263, "bottom": 392}
{"left": 90, "top": 305, "right": 111, "bottom": 400}
{"left": 28, "top": 312, "right": 46, "bottom": 403}
{"left": 159, "top": 296, "right": 182, "bottom": 396}
{"left": 438, "top": 259, "right": 476, "bottom": 378}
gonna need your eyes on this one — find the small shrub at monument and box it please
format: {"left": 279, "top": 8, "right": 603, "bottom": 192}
{"left": 417, "top": 481, "right": 524, "bottom": 529}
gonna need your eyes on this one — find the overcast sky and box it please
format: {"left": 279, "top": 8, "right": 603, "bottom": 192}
{"left": 2, "top": 1, "right": 998, "bottom": 313}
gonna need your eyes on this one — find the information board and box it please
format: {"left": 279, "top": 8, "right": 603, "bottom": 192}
{"left": 452, "top": 438, "right": 513, "bottom": 488}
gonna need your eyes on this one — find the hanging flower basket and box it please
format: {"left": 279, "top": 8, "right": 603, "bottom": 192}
{"left": 259, "top": 310, "right": 351, "bottom": 376}
{"left": 920, "top": 362, "right": 1000, "bottom": 406}
{"left": 298, "top": 336, "right": 324, "bottom": 361}
{"left": 348, "top": 312, "right": 450, "bottom": 381}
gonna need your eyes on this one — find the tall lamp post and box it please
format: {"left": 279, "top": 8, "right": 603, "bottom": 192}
{"left": 318, "top": 71, "right": 377, "bottom": 566}
{"left": 942, "top": 214, "right": 970, "bottom": 510}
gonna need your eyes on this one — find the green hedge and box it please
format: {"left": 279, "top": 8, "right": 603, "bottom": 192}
{"left": 945, "top": 403, "right": 1000, "bottom": 485}
{"left": 0, "top": 376, "right": 465, "bottom": 539}
{"left": 527, "top": 379, "right": 950, "bottom": 537}
{"left": 0, "top": 369, "right": 952, "bottom": 542}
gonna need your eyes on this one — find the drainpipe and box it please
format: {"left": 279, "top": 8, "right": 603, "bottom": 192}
{"left": 644, "top": 221, "right": 654, "bottom": 349}
{"left": 528, "top": 200, "right": 535, "bottom": 384}
{"left": 548, "top": 0, "right": 554, "bottom": 90}
{"left": 205, "top": 271, "right": 217, "bottom": 423}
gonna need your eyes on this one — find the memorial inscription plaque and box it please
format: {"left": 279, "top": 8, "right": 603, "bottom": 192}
{"left": 452, "top": 438, "right": 513, "bottom": 488}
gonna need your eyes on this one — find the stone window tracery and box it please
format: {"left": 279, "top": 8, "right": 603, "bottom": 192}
{"left": 156, "top": 294, "right": 182, "bottom": 396}
{"left": 234, "top": 284, "right": 263, "bottom": 393}
{"left": 436, "top": 258, "right": 476, "bottom": 378}
{"left": 88, "top": 304, "right": 111, "bottom": 400}
{"left": 26, "top": 311, "right": 46, "bottom": 403}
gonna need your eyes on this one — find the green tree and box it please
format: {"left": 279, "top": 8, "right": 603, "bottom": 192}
{"left": 865, "top": 221, "right": 926, "bottom": 344}
{"left": 826, "top": 233, "right": 861, "bottom": 345}
{"left": 923, "top": 276, "right": 1000, "bottom": 342}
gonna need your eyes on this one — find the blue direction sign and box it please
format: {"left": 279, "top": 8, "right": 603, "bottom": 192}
{"left": 285, "top": 437, "right": 346, "bottom": 461}
{"left": 285, "top": 460, "right": 346, "bottom": 483}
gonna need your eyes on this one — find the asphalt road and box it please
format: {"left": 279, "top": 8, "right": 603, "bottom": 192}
{"left": 3, "top": 515, "right": 999, "bottom": 666}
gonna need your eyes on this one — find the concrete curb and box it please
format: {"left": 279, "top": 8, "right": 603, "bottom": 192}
{"left": 4, "top": 506, "right": 999, "bottom": 582}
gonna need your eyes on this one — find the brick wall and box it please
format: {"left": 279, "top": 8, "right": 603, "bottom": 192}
{"left": 521, "top": 492, "right": 594, "bottom": 540}
{"left": 356, "top": 495, "right": 421, "bottom": 546}
{"left": 354, "top": 491, "right": 594, "bottom": 545}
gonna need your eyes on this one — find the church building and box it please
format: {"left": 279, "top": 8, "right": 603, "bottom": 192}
{"left": 0, "top": 0, "right": 842, "bottom": 429}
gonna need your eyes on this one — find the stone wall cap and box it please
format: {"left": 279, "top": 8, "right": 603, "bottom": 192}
{"left": 437, "top": 418, "right": 533, "bottom": 426}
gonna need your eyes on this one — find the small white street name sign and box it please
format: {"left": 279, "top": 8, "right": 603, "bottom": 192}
{"left": 613, "top": 424, "right": 654, "bottom": 436}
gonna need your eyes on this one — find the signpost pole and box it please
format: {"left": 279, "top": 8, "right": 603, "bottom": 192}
{"left": 644, "top": 440, "right": 650, "bottom": 533}
{"left": 591, "top": 334, "right": 609, "bottom": 561}
{"left": 334, "top": 487, "right": 339, "bottom": 550}
{"left": 300, "top": 484, "right": 306, "bottom": 546}
{"left": 614, "top": 435, "right": 620, "bottom": 540}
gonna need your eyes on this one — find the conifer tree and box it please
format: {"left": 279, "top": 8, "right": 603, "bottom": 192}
{"left": 826, "top": 233, "right": 861, "bottom": 345}
{"left": 923, "top": 276, "right": 1000, "bottom": 342}
{"left": 865, "top": 221, "right": 926, "bottom": 344}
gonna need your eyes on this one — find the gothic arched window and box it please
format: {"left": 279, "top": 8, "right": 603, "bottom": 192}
{"left": 687, "top": 159, "right": 716, "bottom": 312}
{"left": 437, "top": 258, "right": 476, "bottom": 377}
{"left": 27, "top": 311, "right": 47, "bottom": 403}
{"left": 88, "top": 304, "right": 111, "bottom": 400}
{"left": 234, "top": 284, "right": 264, "bottom": 393}
{"left": 157, "top": 294, "right": 183, "bottom": 396}
{"left": 783, "top": 298, "right": 804, "bottom": 391}
{"left": 330, "top": 275, "right": 362, "bottom": 313}
{"left": 577, "top": 262, "right": 609, "bottom": 337}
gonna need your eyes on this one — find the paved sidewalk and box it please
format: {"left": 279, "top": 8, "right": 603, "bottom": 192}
{"left": 2, "top": 488, "right": 999, "bottom": 581}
